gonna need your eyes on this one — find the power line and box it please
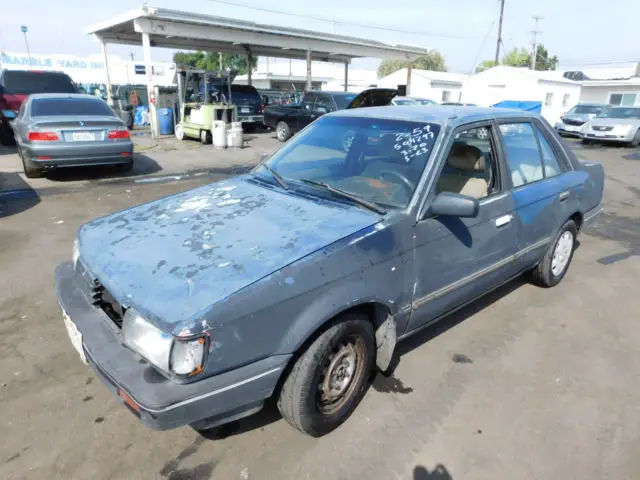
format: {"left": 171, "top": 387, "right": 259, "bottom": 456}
{"left": 202, "top": 0, "right": 473, "bottom": 39}
{"left": 469, "top": 16, "right": 498, "bottom": 73}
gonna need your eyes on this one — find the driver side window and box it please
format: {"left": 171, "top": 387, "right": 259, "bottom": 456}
{"left": 435, "top": 125, "right": 498, "bottom": 200}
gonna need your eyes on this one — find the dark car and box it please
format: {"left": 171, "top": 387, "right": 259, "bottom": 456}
{"left": 55, "top": 106, "right": 603, "bottom": 437}
{"left": 13, "top": 94, "right": 134, "bottom": 178}
{"left": 264, "top": 88, "right": 398, "bottom": 141}
{"left": 0, "top": 69, "right": 79, "bottom": 145}
{"left": 230, "top": 85, "right": 264, "bottom": 132}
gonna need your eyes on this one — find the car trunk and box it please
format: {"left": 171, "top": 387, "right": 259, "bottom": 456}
{"left": 30, "top": 116, "right": 125, "bottom": 143}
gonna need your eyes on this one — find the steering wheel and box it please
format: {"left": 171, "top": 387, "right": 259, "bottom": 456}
{"left": 377, "top": 171, "right": 415, "bottom": 198}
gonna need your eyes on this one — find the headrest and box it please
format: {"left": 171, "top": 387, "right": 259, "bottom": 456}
{"left": 447, "top": 143, "right": 485, "bottom": 171}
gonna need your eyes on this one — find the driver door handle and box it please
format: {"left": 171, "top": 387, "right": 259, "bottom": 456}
{"left": 559, "top": 191, "right": 570, "bottom": 202}
{"left": 495, "top": 214, "right": 512, "bottom": 228}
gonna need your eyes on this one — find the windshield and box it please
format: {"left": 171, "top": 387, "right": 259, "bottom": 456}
{"left": 257, "top": 116, "right": 441, "bottom": 208}
{"left": 414, "top": 98, "right": 436, "bottom": 105}
{"left": 598, "top": 107, "right": 640, "bottom": 119}
{"left": 570, "top": 105, "right": 606, "bottom": 115}
{"left": 333, "top": 94, "right": 357, "bottom": 109}
{"left": 2, "top": 71, "right": 77, "bottom": 95}
{"left": 31, "top": 97, "right": 114, "bottom": 116}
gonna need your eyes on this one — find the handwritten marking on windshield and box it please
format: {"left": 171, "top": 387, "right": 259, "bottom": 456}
{"left": 393, "top": 124, "right": 435, "bottom": 163}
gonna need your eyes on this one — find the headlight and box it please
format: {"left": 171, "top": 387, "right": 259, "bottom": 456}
{"left": 171, "top": 337, "right": 205, "bottom": 375}
{"left": 612, "top": 124, "right": 633, "bottom": 135}
{"left": 580, "top": 123, "right": 590, "bottom": 133}
{"left": 122, "top": 309, "right": 173, "bottom": 372}
{"left": 72, "top": 239, "right": 80, "bottom": 268}
{"left": 122, "top": 309, "right": 206, "bottom": 376}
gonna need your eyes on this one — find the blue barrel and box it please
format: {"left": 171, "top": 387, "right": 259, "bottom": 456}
{"left": 158, "top": 108, "right": 175, "bottom": 135}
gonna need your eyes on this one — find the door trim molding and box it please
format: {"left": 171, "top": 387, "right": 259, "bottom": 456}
{"left": 411, "top": 236, "right": 552, "bottom": 310}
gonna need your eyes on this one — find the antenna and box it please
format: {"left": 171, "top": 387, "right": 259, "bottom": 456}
{"left": 530, "top": 16, "right": 543, "bottom": 70}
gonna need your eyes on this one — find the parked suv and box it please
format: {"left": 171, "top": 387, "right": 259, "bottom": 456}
{"left": 230, "top": 85, "right": 263, "bottom": 132}
{"left": 0, "top": 70, "right": 79, "bottom": 145}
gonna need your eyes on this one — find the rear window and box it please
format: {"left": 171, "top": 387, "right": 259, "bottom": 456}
{"left": 2, "top": 71, "right": 77, "bottom": 95}
{"left": 230, "top": 86, "right": 261, "bottom": 103}
{"left": 31, "top": 97, "right": 114, "bottom": 117}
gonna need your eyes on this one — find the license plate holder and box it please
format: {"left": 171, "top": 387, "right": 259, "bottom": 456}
{"left": 71, "top": 131, "right": 96, "bottom": 142}
{"left": 63, "top": 311, "right": 87, "bottom": 364}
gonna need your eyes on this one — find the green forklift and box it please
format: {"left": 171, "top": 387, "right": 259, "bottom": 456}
{"left": 174, "top": 66, "right": 238, "bottom": 144}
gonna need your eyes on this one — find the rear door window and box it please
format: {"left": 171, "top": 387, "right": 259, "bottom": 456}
{"left": 533, "top": 125, "right": 564, "bottom": 178}
{"left": 499, "top": 122, "right": 544, "bottom": 187}
{"left": 31, "top": 98, "right": 114, "bottom": 116}
{"left": 2, "top": 72, "right": 77, "bottom": 95}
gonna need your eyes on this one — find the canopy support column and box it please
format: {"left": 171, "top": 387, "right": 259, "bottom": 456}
{"left": 99, "top": 37, "right": 113, "bottom": 106}
{"left": 141, "top": 31, "right": 158, "bottom": 138}
{"left": 306, "top": 49, "right": 312, "bottom": 91}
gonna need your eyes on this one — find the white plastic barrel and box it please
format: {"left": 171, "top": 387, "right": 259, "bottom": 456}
{"left": 212, "top": 120, "right": 227, "bottom": 148}
{"left": 228, "top": 122, "right": 244, "bottom": 148}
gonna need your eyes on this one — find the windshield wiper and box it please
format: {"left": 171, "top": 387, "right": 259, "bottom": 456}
{"left": 259, "top": 164, "right": 289, "bottom": 190}
{"left": 299, "top": 178, "right": 386, "bottom": 215}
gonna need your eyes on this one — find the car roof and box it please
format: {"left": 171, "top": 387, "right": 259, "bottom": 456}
{"left": 27, "top": 93, "right": 103, "bottom": 100}
{"left": 331, "top": 105, "right": 539, "bottom": 126}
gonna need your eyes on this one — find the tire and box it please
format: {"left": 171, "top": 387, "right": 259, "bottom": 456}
{"left": 243, "top": 123, "right": 257, "bottom": 133}
{"left": 200, "top": 129, "right": 212, "bottom": 144}
{"left": 0, "top": 122, "right": 15, "bottom": 146}
{"left": 276, "top": 121, "right": 291, "bottom": 142}
{"left": 629, "top": 129, "right": 640, "bottom": 148}
{"left": 530, "top": 219, "right": 578, "bottom": 288}
{"left": 581, "top": 138, "right": 592, "bottom": 145}
{"left": 22, "top": 156, "right": 43, "bottom": 179}
{"left": 277, "top": 315, "right": 375, "bottom": 436}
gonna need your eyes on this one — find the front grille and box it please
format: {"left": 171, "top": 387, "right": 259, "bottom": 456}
{"left": 593, "top": 125, "right": 613, "bottom": 132}
{"left": 563, "top": 118, "right": 585, "bottom": 126}
{"left": 75, "top": 258, "right": 124, "bottom": 328}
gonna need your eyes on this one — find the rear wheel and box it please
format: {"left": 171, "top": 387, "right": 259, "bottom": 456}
{"left": 0, "top": 122, "right": 15, "bottom": 146}
{"left": 531, "top": 219, "right": 577, "bottom": 287}
{"left": 22, "top": 156, "right": 43, "bottom": 179}
{"left": 276, "top": 121, "right": 291, "bottom": 142}
{"left": 200, "top": 129, "right": 212, "bottom": 144}
{"left": 277, "top": 315, "right": 375, "bottom": 436}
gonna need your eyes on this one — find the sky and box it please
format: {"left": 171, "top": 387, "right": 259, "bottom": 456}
{"left": 1, "top": 0, "right": 639, "bottom": 74}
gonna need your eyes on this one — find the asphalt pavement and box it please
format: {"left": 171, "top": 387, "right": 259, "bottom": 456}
{"left": 1, "top": 135, "right": 639, "bottom": 480}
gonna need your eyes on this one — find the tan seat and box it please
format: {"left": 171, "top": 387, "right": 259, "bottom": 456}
{"left": 436, "top": 143, "right": 488, "bottom": 199}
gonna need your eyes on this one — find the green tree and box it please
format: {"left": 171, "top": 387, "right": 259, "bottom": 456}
{"left": 173, "top": 51, "right": 257, "bottom": 75}
{"left": 532, "top": 44, "right": 559, "bottom": 71}
{"left": 377, "top": 51, "right": 446, "bottom": 78}
{"left": 475, "top": 44, "right": 559, "bottom": 72}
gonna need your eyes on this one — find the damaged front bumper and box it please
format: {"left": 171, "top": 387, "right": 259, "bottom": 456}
{"left": 54, "top": 261, "right": 289, "bottom": 430}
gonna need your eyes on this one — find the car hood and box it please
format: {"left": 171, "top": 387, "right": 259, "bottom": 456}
{"left": 77, "top": 176, "right": 380, "bottom": 332}
{"left": 588, "top": 118, "right": 640, "bottom": 128}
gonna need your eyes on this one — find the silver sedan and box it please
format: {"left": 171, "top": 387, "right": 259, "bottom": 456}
{"left": 580, "top": 107, "right": 640, "bottom": 147}
{"left": 12, "top": 93, "right": 134, "bottom": 178}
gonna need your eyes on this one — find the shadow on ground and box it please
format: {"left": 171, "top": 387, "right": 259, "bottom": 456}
{"left": 379, "top": 276, "right": 528, "bottom": 382}
{"left": 196, "top": 399, "right": 282, "bottom": 441}
{"left": 43, "top": 153, "right": 161, "bottom": 182}
{"left": 413, "top": 464, "right": 454, "bottom": 479}
{"left": 0, "top": 171, "right": 40, "bottom": 218}
{"left": 0, "top": 145, "right": 17, "bottom": 156}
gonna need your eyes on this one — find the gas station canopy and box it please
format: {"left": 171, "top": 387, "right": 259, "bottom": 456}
{"left": 85, "top": 5, "right": 428, "bottom": 62}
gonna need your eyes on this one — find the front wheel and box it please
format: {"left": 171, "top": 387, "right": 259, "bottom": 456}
{"left": 175, "top": 124, "right": 185, "bottom": 141}
{"left": 531, "top": 219, "right": 577, "bottom": 287}
{"left": 200, "top": 129, "right": 212, "bottom": 145}
{"left": 277, "top": 315, "right": 375, "bottom": 436}
{"left": 629, "top": 129, "right": 640, "bottom": 148}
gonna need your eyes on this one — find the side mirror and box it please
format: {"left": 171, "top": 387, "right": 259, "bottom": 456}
{"left": 428, "top": 192, "right": 479, "bottom": 218}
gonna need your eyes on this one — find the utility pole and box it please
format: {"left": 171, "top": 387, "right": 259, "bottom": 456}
{"left": 530, "top": 16, "right": 543, "bottom": 70}
{"left": 21, "top": 25, "right": 32, "bottom": 68}
{"left": 494, "top": 0, "right": 505, "bottom": 64}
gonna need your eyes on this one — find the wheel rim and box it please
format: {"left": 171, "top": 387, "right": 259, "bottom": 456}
{"left": 276, "top": 123, "right": 286, "bottom": 140}
{"left": 317, "top": 334, "right": 366, "bottom": 415}
{"left": 551, "top": 231, "right": 574, "bottom": 276}
{"left": 477, "top": 128, "right": 488, "bottom": 139}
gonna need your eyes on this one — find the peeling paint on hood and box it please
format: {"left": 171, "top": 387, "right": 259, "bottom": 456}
{"left": 77, "top": 175, "right": 380, "bottom": 331}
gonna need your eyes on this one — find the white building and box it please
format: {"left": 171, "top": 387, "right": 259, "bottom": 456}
{"left": 234, "top": 57, "right": 378, "bottom": 92}
{"left": 376, "top": 68, "right": 467, "bottom": 103}
{"left": 561, "top": 63, "right": 640, "bottom": 107}
{"left": 462, "top": 66, "right": 581, "bottom": 124}
{"left": 0, "top": 52, "right": 176, "bottom": 87}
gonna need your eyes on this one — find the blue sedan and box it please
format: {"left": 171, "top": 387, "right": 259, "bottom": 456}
{"left": 55, "top": 106, "right": 604, "bottom": 436}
